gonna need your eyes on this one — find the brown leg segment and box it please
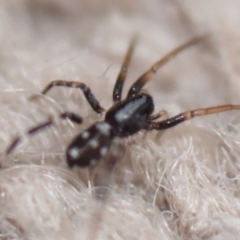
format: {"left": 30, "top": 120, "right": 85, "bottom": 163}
{"left": 59, "top": 112, "right": 83, "bottom": 124}
{"left": 127, "top": 36, "right": 203, "bottom": 98}
{"left": 6, "top": 119, "right": 53, "bottom": 155}
{"left": 113, "top": 36, "right": 138, "bottom": 102}
{"left": 6, "top": 112, "right": 82, "bottom": 154}
{"left": 148, "top": 110, "right": 168, "bottom": 121}
{"left": 146, "top": 105, "right": 240, "bottom": 130}
{"left": 30, "top": 80, "right": 104, "bottom": 114}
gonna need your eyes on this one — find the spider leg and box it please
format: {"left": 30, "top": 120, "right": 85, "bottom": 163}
{"left": 59, "top": 112, "right": 83, "bottom": 124}
{"left": 148, "top": 110, "right": 168, "bottom": 121}
{"left": 127, "top": 36, "right": 202, "bottom": 99}
{"left": 145, "top": 104, "right": 240, "bottom": 130}
{"left": 6, "top": 111, "right": 83, "bottom": 154}
{"left": 113, "top": 36, "right": 137, "bottom": 102}
{"left": 29, "top": 80, "right": 104, "bottom": 114}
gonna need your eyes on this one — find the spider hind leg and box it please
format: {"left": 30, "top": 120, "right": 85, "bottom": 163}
{"left": 6, "top": 112, "right": 83, "bottom": 155}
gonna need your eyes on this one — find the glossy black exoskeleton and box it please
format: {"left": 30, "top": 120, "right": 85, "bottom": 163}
{"left": 66, "top": 93, "right": 154, "bottom": 167}
{"left": 6, "top": 36, "right": 240, "bottom": 167}
{"left": 105, "top": 93, "right": 154, "bottom": 137}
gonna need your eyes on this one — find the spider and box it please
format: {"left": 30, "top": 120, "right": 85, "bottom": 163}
{"left": 6, "top": 36, "right": 240, "bottom": 167}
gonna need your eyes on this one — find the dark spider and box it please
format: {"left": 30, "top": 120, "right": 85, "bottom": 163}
{"left": 6, "top": 36, "right": 240, "bottom": 167}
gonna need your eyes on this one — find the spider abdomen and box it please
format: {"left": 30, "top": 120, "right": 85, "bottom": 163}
{"left": 66, "top": 122, "right": 114, "bottom": 167}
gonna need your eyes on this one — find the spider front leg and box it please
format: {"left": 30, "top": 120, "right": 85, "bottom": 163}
{"left": 127, "top": 36, "right": 202, "bottom": 99}
{"left": 6, "top": 111, "right": 83, "bottom": 155}
{"left": 29, "top": 80, "right": 104, "bottom": 114}
{"left": 112, "top": 36, "right": 137, "bottom": 102}
{"left": 145, "top": 104, "right": 240, "bottom": 130}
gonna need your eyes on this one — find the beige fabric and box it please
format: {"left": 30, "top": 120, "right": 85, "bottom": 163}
{"left": 1, "top": 1, "right": 240, "bottom": 239}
